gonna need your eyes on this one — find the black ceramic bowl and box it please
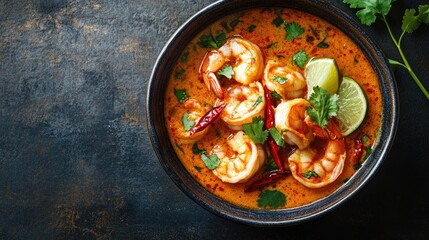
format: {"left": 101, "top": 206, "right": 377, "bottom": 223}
{"left": 146, "top": 0, "right": 398, "bottom": 226}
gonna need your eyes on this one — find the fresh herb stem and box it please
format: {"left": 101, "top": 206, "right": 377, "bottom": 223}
{"left": 382, "top": 15, "right": 429, "bottom": 100}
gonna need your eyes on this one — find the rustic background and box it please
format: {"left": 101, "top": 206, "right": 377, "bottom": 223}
{"left": 1, "top": 0, "right": 428, "bottom": 239}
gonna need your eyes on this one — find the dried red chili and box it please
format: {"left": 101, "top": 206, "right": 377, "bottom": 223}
{"left": 189, "top": 103, "right": 226, "bottom": 136}
{"left": 245, "top": 170, "right": 287, "bottom": 192}
{"left": 263, "top": 86, "right": 284, "bottom": 172}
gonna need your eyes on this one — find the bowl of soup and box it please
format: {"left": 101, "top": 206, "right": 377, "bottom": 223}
{"left": 146, "top": 0, "right": 398, "bottom": 226}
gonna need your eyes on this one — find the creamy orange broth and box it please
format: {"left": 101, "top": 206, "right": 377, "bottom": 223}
{"left": 164, "top": 8, "right": 382, "bottom": 209}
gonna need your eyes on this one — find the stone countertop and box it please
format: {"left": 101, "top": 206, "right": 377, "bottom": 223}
{"left": 1, "top": 0, "right": 428, "bottom": 239}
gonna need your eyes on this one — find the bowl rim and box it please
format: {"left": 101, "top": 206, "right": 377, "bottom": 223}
{"left": 146, "top": 0, "right": 399, "bottom": 226}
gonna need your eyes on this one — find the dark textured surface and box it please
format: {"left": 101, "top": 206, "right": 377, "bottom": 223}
{"left": 0, "top": 0, "right": 428, "bottom": 239}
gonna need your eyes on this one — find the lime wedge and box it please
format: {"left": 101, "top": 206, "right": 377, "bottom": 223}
{"left": 337, "top": 77, "right": 367, "bottom": 136}
{"left": 305, "top": 58, "right": 339, "bottom": 98}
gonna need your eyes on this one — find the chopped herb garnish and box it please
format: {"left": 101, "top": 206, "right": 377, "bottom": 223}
{"left": 284, "top": 22, "right": 305, "bottom": 41}
{"left": 181, "top": 113, "right": 195, "bottom": 131}
{"left": 246, "top": 24, "right": 256, "bottom": 32}
{"left": 175, "top": 142, "right": 184, "bottom": 153}
{"left": 292, "top": 50, "right": 308, "bottom": 69}
{"left": 317, "top": 37, "right": 329, "bottom": 48}
{"left": 197, "top": 32, "right": 226, "bottom": 48}
{"left": 257, "top": 190, "right": 286, "bottom": 209}
{"left": 243, "top": 116, "right": 269, "bottom": 144}
{"left": 230, "top": 18, "right": 242, "bottom": 28}
{"left": 271, "top": 91, "right": 283, "bottom": 100}
{"left": 306, "top": 86, "right": 339, "bottom": 129}
{"left": 192, "top": 143, "right": 206, "bottom": 155}
{"left": 268, "top": 127, "right": 285, "bottom": 147}
{"left": 221, "top": 21, "right": 232, "bottom": 32}
{"left": 175, "top": 68, "right": 185, "bottom": 79}
{"left": 363, "top": 146, "right": 373, "bottom": 161}
{"left": 272, "top": 16, "right": 284, "bottom": 27}
{"left": 263, "top": 156, "right": 279, "bottom": 172}
{"left": 273, "top": 75, "right": 288, "bottom": 84}
{"left": 194, "top": 166, "right": 202, "bottom": 172}
{"left": 252, "top": 96, "right": 263, "bottom": 109}
{"left": 201, "top": 153, "right": 220, "bottom": 170}
{"left": 174, "top": 89, "right": 188, "bottom": 103}
{"left": 181, "top": 51, "right": 189, "bottom": 62}
{"left": 302, "top": 170, "right": 320, "bottom": 179}
{"left": 266, "top": 42, "right": 278, "bottom": 49}
{"left": 217, "top": 65, "right": 234, "bottom": 79}
{"left": 362, "top": 135, "right": 370, "bottom": 144}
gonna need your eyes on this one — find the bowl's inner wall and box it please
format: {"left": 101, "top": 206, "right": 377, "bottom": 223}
{"left": 147, "top": 0, "right": 397, "bottom": 225}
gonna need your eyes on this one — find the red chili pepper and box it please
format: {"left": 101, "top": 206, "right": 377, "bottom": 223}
{"left": 353, "top": 139, "right": 363, "bottom": 164}
{"left": 263, "top": 86, "right": 284, "bottom": 172}
{"left": 245, "top": 170, "right": 287, "bottom": 192}
{"left": 189, "top": 103, "right": 226, "bottom": 136}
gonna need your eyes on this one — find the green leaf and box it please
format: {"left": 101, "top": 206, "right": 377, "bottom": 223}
{"left": 242, "top": 116, "right": 269, "bottom": 144}
{"left": 175, "top": 142, "right": 184, "bottom": 153}
{"left": 343, "top": 0, "right": 392, "bottom": 26}
{"left": 268, "top": 127, "right": 285, "bottom": 147}
{"left": 257, "top": 190, "right": 286, "bottom": 209}
{"left": 272, "top": 16, "right": 284, "bottom": 28}
{"left": 306, "top": 86, "right": 339, "bottom": 129}
{"left": 273, "top": 75, "right": 288, "bottom": 84}
{"left": 181, "top": 113, "right": 195, "bottom": 131}
{"left": 363, "top": 146, "right": 373, "bottom": 161}
{"left": 230, "top": 18, "right": 242, "bottom": 28}
{"left": 271, "top": 91, "right": 283, "bottom": 100}
{"left": 192, "top": 143, "right": 206, "bottom": 155}
{"left": 181, "top": 51, "right": 189, "bottom": 62}
{"left": 197, "top": 32, "right": 226, "bottom": 48}
{"left": 302, "top": 170, "right": 320, "bottom": 179}
{"left": 174, "top": 89, "right": 188, "bottom": 103}
{"left": 201, "top": 153, "right": 220, "bottom": 170}
{"left": 217, "top": 65, "right": 234, "bottom": 79}
{"left": 175, "top": 68, "right": 185, "bottom": 79}
{"left": 194, "top": 166, "right": 202, "bottom": 172}
{"left": 263, "top": 156, "right": 279, "bottom": 172}
{"left": 252, "top": 96, "right": 263, "bottom": 109}
{"left": 402, "top": 5, "right": 429, "bottom": 33}
{"left": 284, "top": 22, "right": 305, "bottom": 41}
{"left": 246, "top": 24, "right": 256, "bottom": 32}
{"left": 317, "top": 37, "right": 329, "bottom": 48}
{"left": 292, "top": 50, "right": 308, "bottom": 69}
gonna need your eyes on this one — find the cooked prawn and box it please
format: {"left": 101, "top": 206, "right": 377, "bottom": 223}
{"left": 263, "top": 59, "right": 307, "bottom": 99}
{"left": 200, "top": 36, "right": 264, "bottom": 98}
{"left": 218, "top": 81, "right": 265, "bottom": 128}
{"left": 167, "top": 98, "right": 211, "bottom": 144}
{"left": 212, "top": 131, "right": 265, "bottom": 183}
{"left": 288, "top": 138, "right": 346, "bottom": 188}
{"left": 274, "top": 98, "right": 314, "bottom": 149}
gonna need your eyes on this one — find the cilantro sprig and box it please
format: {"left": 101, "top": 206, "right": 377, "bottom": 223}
{"left": 343, "top": 0, "right": 429, "bottom": 100}
{"left": 257, "top": 190, "right": 286, "bottom": 209}
{"left": 198, "top": 31, "right": 226, "bottom": 49}
{"left": 243, "top": 117, "right": 269, "bottom": 144}
{"left": 306, "top": 86, "right": 339, "bottom": 129}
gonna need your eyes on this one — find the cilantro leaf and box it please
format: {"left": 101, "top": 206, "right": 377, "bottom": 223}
{"left": 174, "top": 89, "right": 188, "bottom": 103}
{"left": 217, "top": 65, "right": 234, "bottom": 79}
{"left": 257, "top": 190, "right": 286, "bottom": 209}
{"left": 302, "top": 170, "right": 320, "bottom": 179}
{"left": 181, "top": 51, "right": 189, "bottom": 62}
{"left": 271, "top": 91, "right": 282, "bottom": 100}
{"left": 343, "top": 0, "right": 392, "bottom": 26}
{"left": 242, "top": 116, "right": 269, "bottom": 144}
{"left": 317, "top": 37, "right": 329, "bottom": 48}
{"left": 181, "top": 113, "right": 195, "bottom": 131}
{"left": 272, "top": 16, "right": 284, "bottom": 28}
{"left": 402, "top": 5, "right": 429, "bottom": 33}
{"left": 306, "top": 86, "right": 339, "bottom": 129}
{"left": 246, "top": 24, "right": 256, "bottom": 32}
{"left": 263, "top": 157, "right": 279, "bottom": 172}
{"left": 175, "top": 68, "right": 185, "bottom": 79}
{"left": 268, "top": 127, "right": 285, "bottom": 147}
{"left": 273, "top": 75, "right": 288, "bottom": 84}
{"left": 252, "top": 96, "right": 263, "bottom": 109}
{"left": 292, "top": 50, "right": 308, "bottom": 69}
{"left": 194, "top": 166, "right": 202, "bottom": 172}
{"left": 198, "top": 32, "right": 226, "bottom": 48}
{"left": 201, "top": 153, "right": 220, "bottom": 170}
{"left": 284, "top": 22, "right": 304, "bottom": 41}
{"left": 192, "top": 143, "right": 206, "bottom": 155}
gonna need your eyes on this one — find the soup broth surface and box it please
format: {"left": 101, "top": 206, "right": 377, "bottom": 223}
{"left": 164, "top": 8, "right": 382, "bottom": 209}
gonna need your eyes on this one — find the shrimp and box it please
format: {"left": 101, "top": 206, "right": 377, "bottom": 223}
{"left": 288, "top": 138, "right": 346, "bottom": 188}
{"left": 218, "top": 81, "right": 265, "bottom": 128}
{"left": 200, "top": 37, "right": 264, "bottom": 98}
{"left": 167, "top": 98, "right": 211, "bottom": 144}
{"left": 212, "top": 131, "right": 265, "bottom": 183}
{"left": 263, "top": 59, "right": 307, "bottom": 99}
{"left": 274, "top": 98, "right": 314, "bottom": 150}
